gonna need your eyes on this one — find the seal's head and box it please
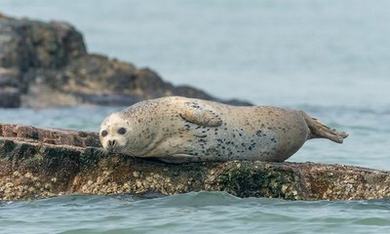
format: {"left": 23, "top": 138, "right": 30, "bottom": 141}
{"left": 99, "top": 113, "right": 132, "bottom": 154}
{"left": 99, "top": 111, "right": 155, "bottom": 156}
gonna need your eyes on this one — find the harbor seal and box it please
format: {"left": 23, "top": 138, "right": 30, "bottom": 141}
{"left": 99, "top": 96, "right": 348, "bottom": 163}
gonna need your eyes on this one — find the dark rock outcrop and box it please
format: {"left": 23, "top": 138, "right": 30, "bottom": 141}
{"left": 1, "top": 123, "right": 389, "bottom": 201}
{"left": 0, "top": 13, "right": 250, "bottom": 108}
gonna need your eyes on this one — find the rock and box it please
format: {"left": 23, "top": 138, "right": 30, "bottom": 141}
{"left": 0, "top": 89, "right": 21, "bottom": 108}
{"left": 0, "top": 13, "right": 251, "bottom": 108}
{"left": 1, "top": 123, "right": 389, "bottom": 201}
{"left": 0, "top": 17, "right": 86, "bottom": 71}
{"left": 0, "top": 68, "right": 21, "bottom": 107}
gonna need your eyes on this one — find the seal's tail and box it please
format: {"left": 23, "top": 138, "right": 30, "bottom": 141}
{"left": 301, "top": 112, "right": 348, "bottom": 144}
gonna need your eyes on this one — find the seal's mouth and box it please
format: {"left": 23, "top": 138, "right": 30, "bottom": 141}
{"left": 104, "top": 145, "right": 136, "bottom": 157}
{"left": 105, "top": 143, "right": 121, "bottom": 153}
{"left": 104, "top": 139, "right": 123, "bottom": 153}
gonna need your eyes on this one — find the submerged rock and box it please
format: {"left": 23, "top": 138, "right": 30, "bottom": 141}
{"left": 0, "top": 123, "right": 389, "bottom": 201}
{"left": 0, "top": 13, "right": 250, "bottom": 108}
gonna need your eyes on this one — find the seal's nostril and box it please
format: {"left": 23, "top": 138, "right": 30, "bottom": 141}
{"left": 108, "top": 140, "right": 117, "bottom": 147}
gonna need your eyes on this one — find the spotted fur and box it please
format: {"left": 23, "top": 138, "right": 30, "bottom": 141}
{"left": 99, "top": 96, "right": 348, "bottom": 163}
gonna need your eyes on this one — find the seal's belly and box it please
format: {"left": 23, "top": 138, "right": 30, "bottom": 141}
{"left": 192, "top": 127, "right": 280, "bottom": 161}
{"left": 145, "top": 105, "right": 309, "bottom": 162}
{"left": 175, "top": 108, "right": 309, "bottom": 162}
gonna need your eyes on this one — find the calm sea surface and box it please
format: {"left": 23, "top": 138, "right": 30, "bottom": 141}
{"left": 1, "top": 0, "right": 390, "bottom": 233}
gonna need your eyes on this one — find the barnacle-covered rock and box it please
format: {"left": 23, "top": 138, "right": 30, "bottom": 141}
{"left": 0, "top": 123, "right": 389, "bottom": 200}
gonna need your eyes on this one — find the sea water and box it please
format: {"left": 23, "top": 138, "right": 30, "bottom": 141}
{"left": 1, "top": 0, "right": 389, "bottom": 233}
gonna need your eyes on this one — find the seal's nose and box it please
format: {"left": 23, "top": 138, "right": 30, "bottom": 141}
{"left": 108, "top": 140, "right": 117, "bottom": 147}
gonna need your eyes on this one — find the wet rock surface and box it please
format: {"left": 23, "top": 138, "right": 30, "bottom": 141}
{"left": 0, "top": 13, "right": 250, "bottom": 108}
{"left": 0, "top": 123, "right": 389, "bottom": 201}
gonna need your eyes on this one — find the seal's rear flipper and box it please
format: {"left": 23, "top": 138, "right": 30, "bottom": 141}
{"left": 302, "top": 111, "right": 349, "bottom": 143}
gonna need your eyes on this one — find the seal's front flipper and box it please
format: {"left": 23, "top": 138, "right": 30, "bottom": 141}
{"left": 302, "top": 111, "right": 348, "bottom": 143}
{"left": 179, "top": 101, "right": 223, "bottom": 127}
{"left": 158, "top": 154, "right": 202, "bottom": 163}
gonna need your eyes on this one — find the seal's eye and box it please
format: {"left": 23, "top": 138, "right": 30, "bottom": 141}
{"left": 117, "top": 127, "right": 127, "bottom": 135}
{"left": 101, "top": 130, "right": 108, "bottom": 137}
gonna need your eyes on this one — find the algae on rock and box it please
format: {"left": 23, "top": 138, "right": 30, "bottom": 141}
{"left": 1, "top": 123, "right": 389, "bottom": 201}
